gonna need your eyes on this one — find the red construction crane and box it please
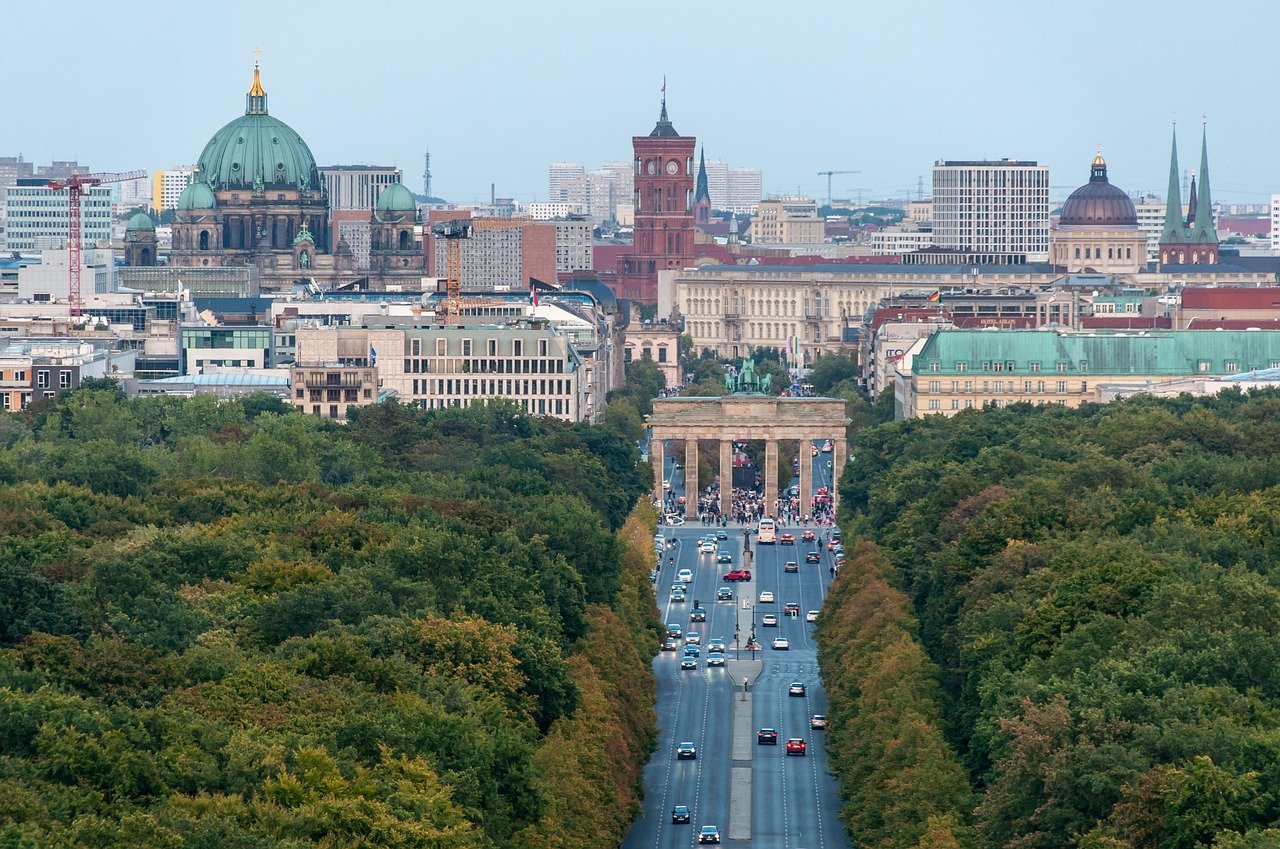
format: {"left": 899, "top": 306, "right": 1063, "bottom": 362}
{"left": 46, "top": 170, "right": 147, "bottom": 316}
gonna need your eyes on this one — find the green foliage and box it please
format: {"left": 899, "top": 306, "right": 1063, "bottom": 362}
{"left": 835, "top": 389, "right": 1280, "bottom": 848}
{"left": 0, "top": 388, "right": 655, "bottom": 848}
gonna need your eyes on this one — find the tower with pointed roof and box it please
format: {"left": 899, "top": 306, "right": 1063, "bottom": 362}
{"left": 1159, "top": 123, "right": 1219, "bottom": 267}
{"left": 694, "top": 148, "right": 712, "bottom": 226}
{"left": 613, "top": 86, "right": 696, "bottom": 303}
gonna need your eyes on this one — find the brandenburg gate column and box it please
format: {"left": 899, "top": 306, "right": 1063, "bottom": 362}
{"left": 799, "top": 437, "right": 813, "bottom": 521}
{"left": 685, "top": 438, "right": 699, "bottom": 519}
{"left": 719, "top": 438, "right": 733, "bottom": 519}
{"left": 651, "top": 435, "right": 665, "bottom": 505}
{"left": 764, "top": 439, "right": 779, "bottom": 519}
{"left": 832, "top": 438, "right": 848, "bottom": 512}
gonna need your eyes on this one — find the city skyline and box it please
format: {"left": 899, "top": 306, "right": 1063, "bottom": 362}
{"left": 5, "top": 0, "right": 1279, "bottom": 206}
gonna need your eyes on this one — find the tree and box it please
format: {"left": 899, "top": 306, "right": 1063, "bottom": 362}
{"left": 808, "top": 351, "right": 860, "bottom": 394}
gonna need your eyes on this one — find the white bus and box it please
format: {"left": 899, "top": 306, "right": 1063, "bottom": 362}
{"left": 757, "top": 518, "right": 777, "bottom": 544}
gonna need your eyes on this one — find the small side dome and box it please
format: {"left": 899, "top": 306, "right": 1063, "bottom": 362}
{"left": 375, "top": 181, "right": 417, "bottom": 213}
{"left": 176, "top": 181, "right": 217, "bottom": 210}
{"left": 125, "top": 211, "right": 155, "bottom": 231}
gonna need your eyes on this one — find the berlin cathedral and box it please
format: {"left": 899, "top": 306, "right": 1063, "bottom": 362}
{"left": 162, "top": 60, "right": 425, "bottom": 291}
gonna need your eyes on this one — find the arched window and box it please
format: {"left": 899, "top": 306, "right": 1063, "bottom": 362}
{"left": 199, "top": 230, "right": 209, "bottom": 250}
{"left": 399, "top": 230, "right": 410, "bottom": 251}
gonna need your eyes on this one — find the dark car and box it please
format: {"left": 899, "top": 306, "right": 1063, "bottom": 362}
{"left": 723, "top": 569, "right": 752, "bottom": 582}
{"left": 699, "top": 825, "right": 721, "bottom": 844}
{"left": 662, "top": 637, "right": 678, "bottom": 651}
{"left": 677, "top": 742, "right": 696, "bottom": 759}
{"left": 805, "top": 551, "right": 821, "bottom": 563}
{"left": 716, "top": 550, "right": 733, "bottom": 563}
{"left": 716, "top": 530, "right": 728, "bottom": 540}
{"left": 672, "top": 805, "right": 690, "bottom": 824}
{"left": 757, "top": 727, "right": 778, "bottom": 744}
{"left": 690, "top": 606, "right": 707, "bottom": 622}
{"left": 716, "top": 586, "right": 733, "bottom": 601}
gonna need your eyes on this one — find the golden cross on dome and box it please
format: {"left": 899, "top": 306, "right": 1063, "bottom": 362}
{"left": 254, "top": 46, "right": 261, "bottom": 66}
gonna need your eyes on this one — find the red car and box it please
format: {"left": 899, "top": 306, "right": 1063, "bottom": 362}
{"left": 786, "top": 738, "right": 807, "bottom": 756}
{"left": 784, "top": 602, "right": 800, "bottom": 616}
{"left": 828, "top": 540, "right": 839, "bottom": 551}
{"left": 780, "top": 533, "right": 796, "bottom": 545}
{"left": 805, "top": 551, "right": 821, "bottom": 563}
{"left": 784, "top": 561, "right": 799, "bottom": 573}
{"left": 801, "top": 530, "right": 815, "bottom": 541}
{"left": 723, "top": 569, "right": 752, "bottom": 582}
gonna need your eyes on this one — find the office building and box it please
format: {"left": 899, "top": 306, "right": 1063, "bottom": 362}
{"left": 700, "top": 159, "right": 762, "bottom": 213}
{"left": 751, "top": 197, "right": 824, "bottom": 244}
{"left": 179, "top": 325, "right": 274, "bottom": 375}
{"left": 428, "top": 214, "right": 556, "bottom": 289}
{"left": 3, "top": 182, "right": 112, "bottom": 252}
{"left": 293, "top": 320, "right": 584, "bottom": 421}
{"left": 320, "top": 165, "right": 404, "bottom": 210}
{"left": 549, "top": 163, "right": 587, "bottom": 208}
{"left": 554, "top": 216, "right": 593, "bottom": 274}
{"left": 16, "top": 242, "right": 116, "bottom": 301}
{"left": 152, "top": 166, "right": 198, "bottom": 213}
{"left": 931, "top": 159, "right": 1050, "bottom": 263}
{"left": 0, "top": 156, "right": 35, "bottom": 239}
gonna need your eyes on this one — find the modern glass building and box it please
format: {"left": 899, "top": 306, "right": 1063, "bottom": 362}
{"left": 2, "top": 182, "right": 112, "bottom": 251}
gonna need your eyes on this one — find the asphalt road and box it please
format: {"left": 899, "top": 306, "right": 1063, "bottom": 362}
{"left": 625, "top": 446, "right": 848, "bottom": 849}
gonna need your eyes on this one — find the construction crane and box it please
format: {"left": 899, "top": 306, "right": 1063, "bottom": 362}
{"left": 816, "top": 169, "right": 861, "bottom": 208}
{"left": 433, "top": 216, "right": 529, "bottom": 325}
{"left": 46, "top": 170, "right": 147, "bottom": 317}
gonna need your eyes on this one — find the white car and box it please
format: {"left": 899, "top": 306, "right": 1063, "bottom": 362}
{"left": 699, "top": 541, "right": 716, "bottom": 554}
{"left": 761, "top": 613, "right": 779, "bottom": 627}
{"left": 677, "top": 569, "right": 694, "bottom": 584}
{"left": 707, "top": 654, "right": 725, "bottom": 667}
{"left": 758, "top": 591, "right": 775, "bottom": 603}
{"left": 685, "top": 632, "right": 701, "bottom": 645}
{"left": 806, "top": 610, "right": 819, "bottom": 622}
{"left": 771, "top": 637, "right": 790, "bottom": 650}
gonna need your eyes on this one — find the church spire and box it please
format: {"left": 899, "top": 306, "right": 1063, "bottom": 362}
{"left": 1160, "top": 124, "right": 1184, "bottom": 244}
{"left": 246, "top": 49, "right": 268, "bottom": 115}
{"left": 695, "top": 147, "right": 710, "bottom": 203}
{"left": 1191, "top": 121, "right": 1217, "bottom": 242}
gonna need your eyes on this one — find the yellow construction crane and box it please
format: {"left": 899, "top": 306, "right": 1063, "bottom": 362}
{"left": 433, "top": 217, "right": 524, "bottom": 325}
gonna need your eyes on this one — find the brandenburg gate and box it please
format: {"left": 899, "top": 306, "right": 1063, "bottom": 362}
{"left": 648, "top": 393, "right": 850, "bottom": 519}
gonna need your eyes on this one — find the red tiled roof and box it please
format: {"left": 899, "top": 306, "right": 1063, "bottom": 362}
{"left": 1186, "top": 318, "right": 1280, "bottom": 330}
{"left": 1217, "top": 217, "right": 1270, "bottom": 236}
{"left": 1181, "top": 286, "right": 1280, "bottom": 310}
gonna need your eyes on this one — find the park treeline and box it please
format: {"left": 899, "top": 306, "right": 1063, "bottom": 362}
{"left": 0, "top": 385, "right": 661, "bottom": 849}
{"left": 821, "top": 389, "right": 1280, "bottom": 849}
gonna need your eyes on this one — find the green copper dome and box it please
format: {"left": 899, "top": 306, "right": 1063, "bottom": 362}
{"left": 195, "top": 63, "right": 321, "bottom": 193}
{"left": 125, "top": 211, "right": 155, "bottom": 231}
{"left": 176, "top": 180, "right": 217, "bottom": 210}
{"left": 375, "top": 181, "right": 416, "bottom": 213}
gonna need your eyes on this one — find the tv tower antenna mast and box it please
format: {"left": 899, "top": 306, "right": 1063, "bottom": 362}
{"left": 423, "top": 149, "right": 432, "bottom": 198}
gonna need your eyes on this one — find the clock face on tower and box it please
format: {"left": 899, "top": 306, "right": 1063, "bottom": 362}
{"left": 646, "top": 160, "right": 656, "bottom": 175}
{"left": 666, "top": 160, "right": 679, "bottom": 175}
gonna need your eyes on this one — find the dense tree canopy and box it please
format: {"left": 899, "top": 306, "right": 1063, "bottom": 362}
{"left": 0, "top": 389, "right": 660, "bottom": 849}
{"left": 825, "top": 389, "right": 1280, "bottom": 848}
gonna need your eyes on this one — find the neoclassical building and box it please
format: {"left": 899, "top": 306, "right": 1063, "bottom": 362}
{"left": 1049, "top": 151, "right": 1145, "bottom": 274}
{"left": 163, "top": 60, "right": 424, "bottom": 290}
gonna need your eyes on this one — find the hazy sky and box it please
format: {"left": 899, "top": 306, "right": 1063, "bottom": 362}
{"left": 5, "top": 0, "right": 1277, "bottom": 206}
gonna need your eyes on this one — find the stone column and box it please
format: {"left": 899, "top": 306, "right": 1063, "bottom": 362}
{"left": 799, "top": 437, "right": 813, "bottom": 521}
{"left": 719, "top": 439, "right": 733, "bottom": 519}
{"left": 651, "top": 436, "right": 665, "bottom": 505}
{"left": 764, "top": 439, "right": 778, "bottom": 520}
{"left": 685, "top": 438, "right": 699, "bottom": 519}
{"left": 832, "top": 438, "right": 848, "bottom": 512}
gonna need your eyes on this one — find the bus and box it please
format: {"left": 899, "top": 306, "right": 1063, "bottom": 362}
{"left": 757, "top": 518, "right": 777, "bottom": 544}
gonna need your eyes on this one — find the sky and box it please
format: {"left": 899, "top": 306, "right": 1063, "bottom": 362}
{"left": 5, "top": 0, "right": 1279, "bottom": 206}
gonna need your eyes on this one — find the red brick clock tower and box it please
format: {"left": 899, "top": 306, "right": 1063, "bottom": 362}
{"left": 615, "top": 92, "right": 696, "bottom": 304}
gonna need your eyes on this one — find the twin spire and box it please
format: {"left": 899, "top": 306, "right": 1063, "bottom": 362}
{"left": 1160, "top": 121, "right": 1216, "bottom": 245}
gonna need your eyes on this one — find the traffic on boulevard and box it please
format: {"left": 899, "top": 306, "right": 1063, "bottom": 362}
{"left": 624, "top": 446, "right": 848, "bottom": 849}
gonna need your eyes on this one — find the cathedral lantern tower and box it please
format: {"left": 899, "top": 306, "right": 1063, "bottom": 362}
{"left": 615, "top": 87, "right": 696, "bottom": 303}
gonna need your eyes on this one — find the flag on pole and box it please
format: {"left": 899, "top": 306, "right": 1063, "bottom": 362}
{"left": 928, "top": 291, "right": 941, "bottom": 302}
{"left": 530, "top": 282, "right": 539, "bottom": 308}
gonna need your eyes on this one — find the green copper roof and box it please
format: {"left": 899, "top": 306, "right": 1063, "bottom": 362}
{"left": 176, "top": 180, "right": 217, "bottom": 210}
{"left": 195, "top": 65, "right": 320, "bottom": 193}
{"left": 125, "top": 211, "right": 155, "bottom": 231}
{"left": 375, "top": 181, "right": 417, "bottom": 214}
{"left": 1190, "top": 126, "right": 1218, "bottom": 243}
{"left": 916, "top": 329, "right": 1280, "bottom": 377}
{"left": 695, "top": 147, "right": 710, "bottom": 203}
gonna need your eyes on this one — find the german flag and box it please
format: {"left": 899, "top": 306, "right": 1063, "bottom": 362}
{"left": 928, "top": 291, "right": 941, "bottom": 302}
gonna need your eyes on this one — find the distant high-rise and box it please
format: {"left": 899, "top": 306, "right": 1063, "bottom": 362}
{"left": 0, "top": 155, "right": 35, "bottom": 239}
{"left": 3, "top": 181, "right": 112, "bottom": 252}
{"left": 549, "top": 162, "right": 587, "bottom": 208}
{"left": 931, "top": 159, "right": 1050, "bottom": 263}
{"left": 700, "top": 158, "right": 762, "bottom": 213}
{"left": 152, "top": 166, "right": 198, "bottom": 213}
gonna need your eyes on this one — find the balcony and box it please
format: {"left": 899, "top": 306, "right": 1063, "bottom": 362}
{"left": 804, "top": 312, "right": 825, "bottom": 322}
